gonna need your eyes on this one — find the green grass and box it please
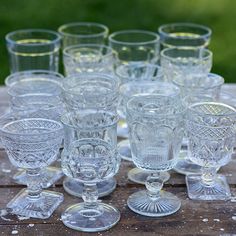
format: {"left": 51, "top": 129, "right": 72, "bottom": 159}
{"left": 1, "top": 0, "right": 236, "bottom": 83}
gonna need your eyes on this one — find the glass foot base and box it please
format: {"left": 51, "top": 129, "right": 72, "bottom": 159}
{"left": 186, "top": 174, "right": 231, "bottom": 200}
{"left": 117, "top": 120, "right": 128, "bottom": 138}
{"left": 13, "top": 167, "right": 64, "bottom": 188}
{"left": 174, "top": 150, "right": 202, "bottom": 175}
{"left": 127, "top": 190, "right": 181, "bottom": 217}
{"left": 118, "top": 139, "right": 132, "bottom": 161}
{"left": 7, "top": 188, "right": 64, "bottom": 219}
{"left": 128, "top": 167, "right": 170, "bottom": 184}
{"left": 61, "top": 202, "right": 120, "bottom": 232}
{"left": 63, "top": 177, "right": 117, "bottom": 197}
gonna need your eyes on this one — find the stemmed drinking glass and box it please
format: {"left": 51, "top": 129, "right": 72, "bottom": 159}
{"left": 63, "top": 44, "right": 115, "bottom": 75}
{"left": 58, "top": 22, "right": 109, "bottom": 48}
{"left": 0, "top": 117, "right": 64, "bottom": 218}
{"left": 61, "top": 110, "right": 120, "bottom": 232}
{"left": 158, "top": 22, "right": 212, "bottom": 49}
{"left": 126, "top": 93, "right": 184, "bottom": 216}
{"left": 62, "top": 73, "right": 119, "bottom": 198}
{"left": 6, "top": 29, "right": 61, "bottom": 73}
{"left": 108, "top": 29, "right": 160, "bottom": 139}
{"left": 186, "top": 101, "right": 236, "bottom": 200}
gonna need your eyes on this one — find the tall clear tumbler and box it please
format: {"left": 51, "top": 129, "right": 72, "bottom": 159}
{"left": 61, "top": 110, "right": 120, "bottom": 232}
{"left": 62, "top": 73, "right": 119, "bottom": 198}
{"left": 158, "top": 22, "right": 212, "bottom": 49}
{"left": 6, "top": 29, "right": 61, "bottom": 73}
{"left": 58, "top": 22, "right": 109, "bottom": 48}
{"left": 126, "top": 93, "right": 185, "bottom": 216}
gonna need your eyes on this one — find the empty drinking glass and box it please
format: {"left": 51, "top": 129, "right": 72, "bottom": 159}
{"left": 173, "top": 73, "right": 224, "bottom": 175}
{"left": 161, "top": 47, "right": 212, "bottom": 82}
{"left": 126, "top": 94, "right": 184, "bottom": 216}
{"left": 63, "top": 44, "right": 115, "bottom": 75}
{"left": 186, "top": 102, "right": 236, "bottom": 200}
{"left": 61, "top": 110, "right": 120, "bottom": 232}
{"left": 0, "top": 117, "right": 64, "bottom": 218}
{"left": 58, "top": 22, "right": 109, "bottom": 48}
{"left": 6, "top": 29, "right": 61, "bottom": 73}
{"left": 62, "top": 73, "right": 119, "bottom": 198}
{"left": 158, "top": 22, "right": 212, "bottom": 49}
{"left": 109, "top": 30, "right": 160, "bottom": 138}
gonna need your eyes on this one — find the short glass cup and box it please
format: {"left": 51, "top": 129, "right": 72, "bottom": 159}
{"left": 62, "top": 73, "right": 119, "bottom": 198}
{"left": 61, "top": 110, "right": 120, "bottom": 232}
{"left": 109, "top": 30, "right": 160, "bottom": 68}
{"left": 63, "top": 44, "right": 115, "bottom": 75}
{"left": 126, "top": 94, "right": 185, "bottom": 216}
{"left": 161, "top": 47, "right": 212, "bottom": 82}
{"left": 5, "top": 70, "right": 63, "bottom": 95}
{"left": 6, "top": 29, "right": 61, "bottom": 73}
{"left": 158, "top": 22, "right": 212, "bottom": 49}
{"left": 173, "top": 73, "right": 224, "bottom": 175}
{"left": 58, "top": 22, "right": 109, "bottom": 48}
{"left": 186, "top": 102, "right": 236, "bottom": 200}
{"left": 0, "top": 117, "right": 64, "bottom": 218}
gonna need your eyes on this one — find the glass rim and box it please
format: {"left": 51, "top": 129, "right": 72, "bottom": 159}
{"left": 188, "top": 101, "right": 236, "bottom": 118}
{"left": 63, "top": 72, "right": 119, "bottom": 97}
{"left": 0, "top": 117, "right": 63, "bottom": 137}
{"left": 160, "top": 47, "right": 213, "bottom": 61}
{"left": 158, "top": 22, "right": 212, "bottom": 39}
{"left": 173, "top": 73, "right": 224, "bottom": 90}
{"left": 109, "top": 29, "right": 160, "bottom": 46}
{"left": 5, "top": 29, "right": 61, "bottom": 46}
{"left": 58, "top": 22, "right": 109, "bottom": 38}
{"left": 5, "top": 70, "right": 64, "bottom": 87}
{"left": 63, "top": 43, "right": 113, "bottom": 58}
{"left": 61, "top": 110, "right": 119, "bottom": 130}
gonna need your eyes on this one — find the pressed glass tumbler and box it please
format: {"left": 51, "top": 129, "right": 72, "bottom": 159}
{"left": 6, "top": 29, "right": 61, "bottom": 73}
{"left": 158, "top": 22, "right": 212, "bottom": 49}
{"left": 61, "top": 110, "right": 120, "bottom": 232}
{"left": 58, "top": 22, "right": 109, "bottom": 48}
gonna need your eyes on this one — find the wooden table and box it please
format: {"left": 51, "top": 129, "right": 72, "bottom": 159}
{"left": 0, "top": 85, "right": 236, "bottom": 236}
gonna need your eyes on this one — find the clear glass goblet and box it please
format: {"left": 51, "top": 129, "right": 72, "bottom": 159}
{"left": 120, "top": 81, "right": 180, "bottom": 185}
{"left": 62, "top": 73, "right": 119, "bottom": 198}
{"left": 126, "top": 94, "right": 184, "bottom": 216}
{"left": 63, "top": 44, "right": 115, "bottom": 75}
{"left": 160, "top": 47, "right": 212, "bottom": 82}
{"left": 0, "top": 118, "right": 64, "bottom": 218}
{"left": 158, "top": 22, "right": 212, "bottom": 49}
{"left": 61, "top": 110, "right": 120, "bottom": 232}
{"left": 5, "top": 29, "right": 61, "bottom": 73}
{"left": 186, "top": 102, "right": 236, "bottom": 200}
{"left": 58, "top": 22, "right": 109, "bottom": 48}
{"left": 9, "top": 94, "right": 65, "bottom": 187}
{"left": 173, "top": 73, "right": 224, "bottom": 175}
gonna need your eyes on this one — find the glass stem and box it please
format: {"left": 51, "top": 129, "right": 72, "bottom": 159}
{"left": 145, "top": 172, "right": 164, "bottom": 200}
{"left": 82, "top": 183, "right": 99, "bottom": 209}
{"left": 26, "top": 168, "right": 42, "bottom": 200}
{"left": 201, "top": 167, "right": 217, "bottom": 186}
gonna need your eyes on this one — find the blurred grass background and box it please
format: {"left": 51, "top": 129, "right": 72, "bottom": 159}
{"left": 0, "top": 0, "right": 236, "bottom": 83}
